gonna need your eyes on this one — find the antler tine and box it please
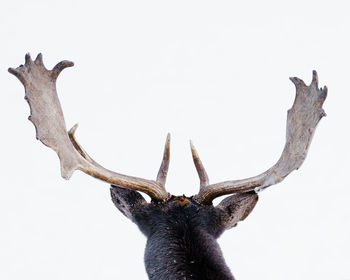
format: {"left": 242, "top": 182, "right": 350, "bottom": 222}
{"left": 156, "top": 133, "right": 171, "bottom": 187}
{"left": 190, "top": 140, "right": 209, "bottom": 189}
{"left": 10, "top": 53, "right": 170, "bottom": 203}
{"left": 34, "top": 53, "right": 44, "bottom": 66}
{"left": 195, "top": 71, "right": 327, "bottom": 205}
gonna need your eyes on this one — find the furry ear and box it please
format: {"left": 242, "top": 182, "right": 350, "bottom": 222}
{"left": 216, "top": 192, "right": 258, "bottom": 230}
{"left": 110, "top": 185, "right": 148, "bottom": 220}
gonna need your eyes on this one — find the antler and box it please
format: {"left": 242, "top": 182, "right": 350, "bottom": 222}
{"left": 190, "top": 141, "right": 209, "bottom": 189}
{"left": 9, "top": 53, "right": 170, "bottom": 202}
{"left": 194, "top": 71, "right": 327, "bottom": 204}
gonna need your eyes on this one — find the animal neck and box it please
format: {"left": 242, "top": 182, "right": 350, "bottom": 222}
{"left": 144, "top": 226, "right": 234, "bottom": 280}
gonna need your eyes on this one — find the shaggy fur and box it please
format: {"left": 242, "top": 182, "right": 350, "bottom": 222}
{"left": 111, "top": 186, "right": 258, "bottom": 280}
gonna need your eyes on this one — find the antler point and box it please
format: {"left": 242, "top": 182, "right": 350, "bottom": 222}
{"left": 25, "top": 53, "right": 32, "bottom": 66}
{"left": 166, "top": 132, "right": 171, "bottom": 142}
{"left": 34, "top": 53, "right": 44, "bottom": 66}
{"left": 289, "top": 76, "right": 306, "bottom": 89}
{"left": 8, "top": 67, "right": 26, "bottom": 85}
{"left": 8, "top": 67, "right": 16, "bottom": 74}
{"left": 69, "top": 123, "right": 79, "bottom": 136}
{"left": 311, "top": 70, "right": 318, "bottom": 87}
{"left": 156, "top": 133, "right": 171, "bottom": 187}
{"left": 51, "top": 60, "right": 75, "bottom": 79}
{"left": 190, "top": 141, "right": 198, "bottom": 159}
{"left": 190, "top": 141, "right": 210, "bottom": 189}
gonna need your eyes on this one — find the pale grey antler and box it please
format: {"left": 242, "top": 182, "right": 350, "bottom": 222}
{"left": 194, "top": 71, "right": 327, "bottom": 204}
{"left": 190, "top": 141, "right": 210, "bottom": 189}
{"left": 156, "top": 133, "right": 171, "bottom": 187}
{"left": 9, "top": 53, "right": 170, "bottom": 202}
{"left": 9, "top": 53, "right": 327, "bottom": 206}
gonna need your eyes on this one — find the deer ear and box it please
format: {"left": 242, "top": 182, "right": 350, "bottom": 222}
{"left": 216, "top": 192, "right": 258, "bottom": 230}
{"left": 110, "top": 185, "right": 148, "bottom": 220}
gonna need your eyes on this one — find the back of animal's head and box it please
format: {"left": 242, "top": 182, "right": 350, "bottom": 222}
{"left": 110, "top": 188, "right": 258, "bottom": 239}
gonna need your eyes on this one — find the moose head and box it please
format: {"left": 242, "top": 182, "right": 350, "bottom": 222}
{"left": 9, "top": 53, "right": 327, "bottom": 280}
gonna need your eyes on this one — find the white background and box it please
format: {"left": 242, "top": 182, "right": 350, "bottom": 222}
{"left": 1, "top": 1, "right": 349, "bottom": 279}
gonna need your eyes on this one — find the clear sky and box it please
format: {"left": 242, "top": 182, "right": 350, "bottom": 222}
{"left": 1, "top": 0, "right": 349, "bottom": 279}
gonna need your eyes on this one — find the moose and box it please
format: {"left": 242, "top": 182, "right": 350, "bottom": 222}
{"left": 9, "top": 53, "right": 327, "bottom": 280}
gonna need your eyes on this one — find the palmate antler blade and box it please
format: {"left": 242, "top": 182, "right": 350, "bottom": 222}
{"left": 195, "top": 71, "right": 327, "bottom": 204}
{"left": 9, "top": 53, "right": 169, "bottom": 202}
